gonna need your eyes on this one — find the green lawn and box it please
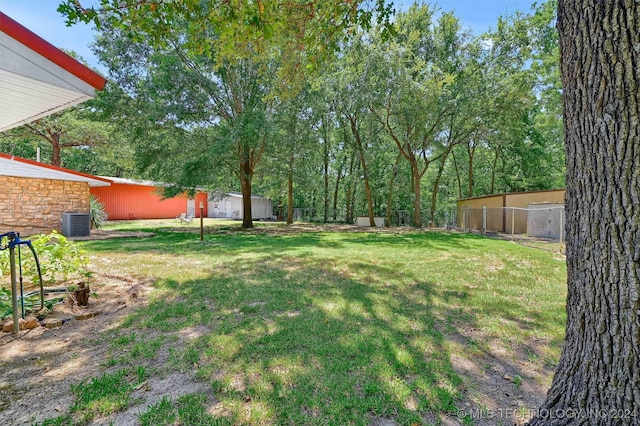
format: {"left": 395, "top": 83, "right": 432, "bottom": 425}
{"left": 41, "top": 221, "right": 567, "bottom": 425}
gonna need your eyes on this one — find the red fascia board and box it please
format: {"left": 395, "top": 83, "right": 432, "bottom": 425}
{"left": 0, "top": 12, "right": 106, "bottom": 91}
{"left": 0, "top": 152, "right": 112, "bottom": 184}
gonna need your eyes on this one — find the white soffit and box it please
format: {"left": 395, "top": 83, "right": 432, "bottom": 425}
{"left": 0, "top": 156, "right": 111, "bottom": 187}
{"left": 0, "top": 25, "right": 100, "bottom": 132}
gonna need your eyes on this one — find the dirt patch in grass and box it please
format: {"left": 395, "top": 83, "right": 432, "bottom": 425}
{"left": 447, "top": 327, "right": 556, "bottom": 425}
{"left": 0, "top": 273, "right": 156, "bottom": 425}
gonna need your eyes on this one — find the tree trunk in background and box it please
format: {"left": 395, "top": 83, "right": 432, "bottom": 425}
{"left": 527, "top": 1, "right": 640, "bottom": 424}
{"left": 51, "top": 136, "right": 62, "bottom": 167}
{"left": 430, "top": 146, "right": 454, "bottom": 224}
{"left": 467, "top": 142, "right": 476, "bottom": 198}
{"left": 323, "top": 116, "right": 330, "bottom": 223}
{"left": 451, "top": 150, "right": 463, "bottom": 199}
{"left": 332, "top": 156, "right": 345, "bottom": 222}
{"left": 411, "top": 165, "right": 422, "bottom": 228}
{"left": 385, "top": 154, "right": 401, "bottom": 227}
{"left": 490, "top": 147, "right": 500, "bottom": 194}
{"left": 348, "top": 117, "right": 375, "bottom": 227}
{"left": 287, "top": 152, "right": 294, "bottom": 225}
{"left": 345, "top": 151, "right": 357, "bottom": 223}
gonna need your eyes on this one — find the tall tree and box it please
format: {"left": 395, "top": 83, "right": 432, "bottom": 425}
{"left": 527, "top": 1, "right": 639, "bottom": 423}
{"left": 59, "top": 0, "right": 394, "bottom": 95}
{"left": 367, "top": 6, "right": 464, "bottom": 228}
{"left": 93, "top": 18, "right": 275, "bottom": 228}
{"left": 323, "top": 34, "right": 375, "bottom": 226}
{"left": 1, "top": 108, "right": 110, "bottom": 167}
{"left": 270, "top": 87, "right": 320, "bottom": 224}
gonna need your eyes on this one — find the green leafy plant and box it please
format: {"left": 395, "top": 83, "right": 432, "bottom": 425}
{"left": 513, "top": 374, "right": 522, "bottom": 389}
{"left": 0, "top": 286, "right": 12, "bottom": 317}
{"left": 90, "top": 195, "right": 109, "bottom": 230}
{"left": 0, "top": 231, "right": 89, "bottom": 285}
{"left": 27, "top": 231, "right": 88, "bottom": 284}
{"left": 0, "top": 287, "right": 44, "bottom": 318}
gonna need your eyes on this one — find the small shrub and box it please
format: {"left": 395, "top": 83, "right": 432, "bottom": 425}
{"left": 90, "top": 196, "right": 108, "bottom": 230}
{"left": 513, "top": 374, "right": 522, "bottom": 389}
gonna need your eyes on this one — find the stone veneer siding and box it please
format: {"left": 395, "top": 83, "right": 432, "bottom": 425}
{"left": 0, "top": 176, "right": 90, "bottom": 236}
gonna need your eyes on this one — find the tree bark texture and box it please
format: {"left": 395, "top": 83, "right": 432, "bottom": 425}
{"left": 51, "top": 136, "right": 62, "bottom": 167}
{"left": 528, "top": 1, "right": 640, "bottom": 425}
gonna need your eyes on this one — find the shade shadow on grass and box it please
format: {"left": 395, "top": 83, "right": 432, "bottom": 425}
{"left": 118, "top": 259, "right": 461, "bottom": 425}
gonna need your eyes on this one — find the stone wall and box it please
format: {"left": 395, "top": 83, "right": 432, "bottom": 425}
{"left": 0, "top": 176, "right": 90, "bottom": 236}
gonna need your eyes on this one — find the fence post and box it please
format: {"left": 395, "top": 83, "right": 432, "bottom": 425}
{"left": 10, "top": 245, "right": 19, "bottom": 333}
{"left": 511, "top": 208, "right": 515, "bottom": 239}
{"left": 482, "top": 205, "right": 487, "bottom": 235}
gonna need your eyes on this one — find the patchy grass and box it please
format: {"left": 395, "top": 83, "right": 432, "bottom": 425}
{"left": 39, "top": 222, "right": 566, "bottom": 425}
{"left": 69, "top": 366, "right": 148, "bottom": 423}
{"left": 138, "top": 393, "right": 231, "bottom": 426}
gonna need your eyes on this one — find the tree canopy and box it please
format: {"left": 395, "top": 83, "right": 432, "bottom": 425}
{"left": 37, "top": 1, "right": 566, "bottom": 228}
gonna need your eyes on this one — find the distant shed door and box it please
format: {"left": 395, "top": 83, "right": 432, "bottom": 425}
{"left": 187, "top": 199, "right": 195, "bottom": 216}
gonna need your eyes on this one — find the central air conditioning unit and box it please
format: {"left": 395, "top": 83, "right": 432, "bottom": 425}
{"left": 61, "top": 212, "right": 91, "bottom": 237}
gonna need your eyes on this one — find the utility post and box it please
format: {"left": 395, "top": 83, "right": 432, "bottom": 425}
{"left": 199, "top": 201, "right": 204, "bottom": 242}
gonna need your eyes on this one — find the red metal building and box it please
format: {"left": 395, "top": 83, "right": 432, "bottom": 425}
{"left": 90, "top": 177, "right": 208, "bottom": 220}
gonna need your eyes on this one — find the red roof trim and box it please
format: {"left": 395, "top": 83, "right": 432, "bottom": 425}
{"left": 0, "top": 153, "right": 112, "bottom": 184}
{"left": 0, "top": 12, "right": 106, "bottom": 91}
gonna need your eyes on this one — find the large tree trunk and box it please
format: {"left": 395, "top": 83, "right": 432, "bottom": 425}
{"left": 527, "top": 2, "right": 640, "bottom": 424}
{"left": 239, "top": 154, "right": 254, "bottom": 229}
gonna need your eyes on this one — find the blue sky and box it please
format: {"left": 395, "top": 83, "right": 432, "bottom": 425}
{"left": 1, "top": 0, "right": 539, "bottom": 73}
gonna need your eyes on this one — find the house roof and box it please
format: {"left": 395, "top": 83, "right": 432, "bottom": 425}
{"left": 0, "top": 12, "right": 107, "bottom": 132}
{"left": 0, "top": 153, "right": 112, "bottom": 187}
{"left": 98, "top": 176, "right": 207, "bottom": 192}
{"left": 226, "top": 192, "right": 270, "bottom": 200}
{"left": 101, "top": 176, "right": 167, "bottom": 188}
